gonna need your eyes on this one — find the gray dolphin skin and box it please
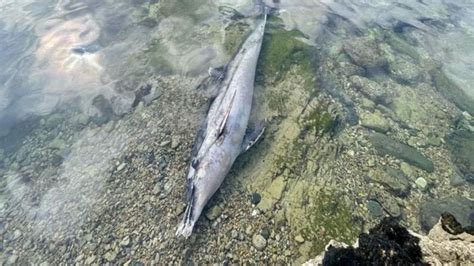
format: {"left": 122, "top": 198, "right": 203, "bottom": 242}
{"left": 176, "top": 7, "right": 268, "bottom": 238}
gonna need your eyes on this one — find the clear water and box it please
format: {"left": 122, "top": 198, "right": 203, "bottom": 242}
{"left": 0, "top": 0, "right": 473, "bottom": 264}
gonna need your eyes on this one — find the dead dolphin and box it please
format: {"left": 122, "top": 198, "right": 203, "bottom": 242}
{"left": 176, "top": 5, "right": 268, "bottom": 238}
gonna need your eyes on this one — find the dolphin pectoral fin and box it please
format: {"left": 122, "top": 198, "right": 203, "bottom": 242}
{"left": 208, "top": 66, "right": 226, "bottom": 80}
{"left": 241, "top": 124, "right": 265, "bottom": 153}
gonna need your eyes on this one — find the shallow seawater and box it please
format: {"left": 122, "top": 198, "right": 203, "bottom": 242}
{"left": 0, "top": 0, "right": 473, "bottom": 264}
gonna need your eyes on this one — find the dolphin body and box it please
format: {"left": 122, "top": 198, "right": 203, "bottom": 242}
{"left": 176, "top": 7, "right": 268, "bottom": 238}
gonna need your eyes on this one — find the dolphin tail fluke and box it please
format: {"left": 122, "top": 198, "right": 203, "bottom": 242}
{"left": 176, "top": 199, "right": 196, "bottom": 238}
{"left": 176, "top": 179, "right": 196, "bottom": 238}
{"left": 176, "top": 207, "right": 196, "bottom": 238}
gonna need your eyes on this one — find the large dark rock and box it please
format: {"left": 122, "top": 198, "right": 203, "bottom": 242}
{"left": 322, "top": 218, "right": 426, "bottom": 266}
{"left": 368, "top": 132, "right": 434, "bottom": 172}
{"left": 420, "top": 197, "right": 474, "bottom": 233}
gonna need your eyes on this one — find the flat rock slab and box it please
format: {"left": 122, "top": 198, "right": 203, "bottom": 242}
{"left": 368, "top": 132, "right": 434, "bottom": 172}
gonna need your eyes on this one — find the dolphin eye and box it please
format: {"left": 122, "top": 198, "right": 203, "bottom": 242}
{"left": 191, "top": 159, "right": 199, "bottom": 169}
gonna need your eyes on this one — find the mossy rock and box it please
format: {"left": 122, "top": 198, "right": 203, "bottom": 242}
{"left": 301, "top": 190, "right": 360, "bottom": 256}
{"left": 257, "top": 17, "right": 314, "bottom": 85}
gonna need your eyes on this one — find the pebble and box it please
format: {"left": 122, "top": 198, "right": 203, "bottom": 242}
{"left": 294, "top": 235, "right": 305, "bottom": 244}
{"left": 171, "top": 137, "right": 180, "bottom": 149}
{"left": 160, "top": 140, "right": 171, "bottom": 147}
{"left": 251, "top": 192, "right": 261, "bottom": 205}
{"left": 117, "top": 163, "right": 126, "bottom": 172}
{"left": 85, "top": 255, "right": 96, "bottom": 265}
{"left": 13, "top": 229, "right": 22, "bottom": 240}
{"left": 400, "top": 162, "right": 415, "bottom": 180}
{"left": 104, "top": 251, "right": 117, "bottom": 262}
{"left": 368, "top": 159, "right": 376, "bottom": 167}
{"left": 415, "top": 177, "right": 428, "bottom": 190}
{"left": 205, "top": 205, "right": 222, "bottom": 221}
{"left": 367, "top": 200, "right": 384, "bottom": 217}
{"left": 120, "top": 236, "right": 131, "bottom": 247}
{"left": 252, "top": 234, "right": 267, "bottom": 250}
{"left": 8, "top": 255, "right": 19, "bottom": 264}
{"left": 231, "top": 230, "right": 239, "bottom": 239}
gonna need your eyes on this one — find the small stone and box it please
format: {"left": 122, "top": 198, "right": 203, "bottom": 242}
{"left": 450, "top": 173, "right": 466, "bottom": 187}
{"left": 347, "top": 150, "right": 355, "bottom": 157}
{"left": 252, "top": 234, "right": 267, "bottom": 250}
{"left": 152, "top": 184, "right": 161, "bottom": 195}
{"left": 74, "top": 113, "right": 89, "bottom": 127}
{"left": 8, "top": 255, "right": 19, "bottom": 264}
{"left": 415, "top": 177, "right": 428, "bottom": 190}
{"left": 367, "top": 200, "right": 384, "bottom": 217}
{"left": 361, "top": 98, "right": 376, "bottom": 110}
{"left": 120, "top": 236, "right": 131, "bottom": 247}
{"left": 45, "top": 113, "right": 64, "bottom": 129}
{"left": 427, "top": 136, "right": 442, "bottom": 147}
{"left": 171, "top": 137, "right": 180, "bottom": 149}
{"left": 13, "top": 229, "right": 22, "bottom": 240}
{"left": 48, "top": 137, "right": 66, "bottom": 150}
{"left": 261, "top": 227, "right": 270, "bottom": 240}
{"left": 250, "top": 192, "right": 261, "bottom": 205}
{"left": 231, "top": 230, "right": 239, "bottom": 239}
{"left": 104, "top": 251, "right": 117, "bottom": 262}
{"left": 85, "top": 255, "right": 96, "bottom": 265}
{"left": 245, "top": 225, "right": 253, "bottom": 235}
{"left": 160, "top": 140, "right": 171, "bottom": 147}
{"left": 368, "top": 159, "right": 376, "bottom": 167}
{"left": 117, "top": 163, "right": 126, "bottom": 172}
{"left": 294, "top": 235, "right": 305, "bottom": 244}
{"left": 205, "top": 205, "right": 222, "bottom": 221}
{"left": 400, "top": 162, "right": 415, "bottom": 180}
{"left": 361, "top": 112, "right": 390, "bottom": 133}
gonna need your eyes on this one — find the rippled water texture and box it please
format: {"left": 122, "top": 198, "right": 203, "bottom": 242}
{"left": 0, "top": 0, "right": 473, "bottom": 264}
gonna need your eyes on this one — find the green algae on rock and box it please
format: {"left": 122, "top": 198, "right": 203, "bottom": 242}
{"left": 257, "top": 17, "right": 314, "bottom": 85}
{"left": 301, "top": 191, "right": 360, "bottom": 256}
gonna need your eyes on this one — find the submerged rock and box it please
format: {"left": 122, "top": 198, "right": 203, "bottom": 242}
{"left": 344, "top": 37, "right": 388, "bottom": 70}
{"left": 368, "top": 132, "right": 434, "bottom": 172}
{"left": 415, "top": 177, "right": 428, "bottom": 191}
{"left": 419, "top": 196, "right": 474, "bottom": 233}
{"left": 252, "top": 234, "right": 267, "bottom": 251}
{"left": 446, "top": 126, "right": 474, "bottom": 181}
{"left": 367, "top": 200, "right": 384, "bottom": 217}
{"left": 360, "top": 111, "right": 390, "bottom": 133}
{"left": 349, "top": 76, "right": 389, "bottom": 105}
{"left": 430, "top": 68, "right": 474, "bottom": 115}
{"left": 388, "top": 57, "right": 422, "bottom": 85}
{"left": 368, "top": 167, "right": 410, "bottom": 197}
{"left": 205, "top": 205, "right": 222, "bottom": 221}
